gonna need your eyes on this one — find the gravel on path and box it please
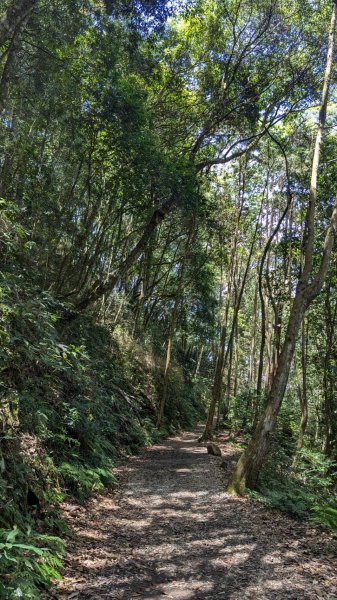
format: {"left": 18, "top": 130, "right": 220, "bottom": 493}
{"left": 54, "top": 425, "right": 337, "bottom": 600}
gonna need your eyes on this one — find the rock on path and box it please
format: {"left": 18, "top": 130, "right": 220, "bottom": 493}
{"left": 55, "top": 426, "right": 337, "bottom": 599}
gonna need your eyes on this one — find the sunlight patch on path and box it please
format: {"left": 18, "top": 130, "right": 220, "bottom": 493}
{"left": 55, "top": 427, "right": 336, "bottom": 600}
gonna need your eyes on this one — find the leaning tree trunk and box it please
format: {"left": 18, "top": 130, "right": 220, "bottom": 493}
{"left": 73, "top": 196, "right": 177, "bottom": 312}
{"left": 228, "top": 0, "right": 337, "bottom": 494}
{"left": 0, "top": 0, "right": 38, "bottom": 114}
{"left": 228, "top": 290, "right": 307, "bottom": 493}
{"left": 0, "top": 0, "right": 37, "bottom": 47}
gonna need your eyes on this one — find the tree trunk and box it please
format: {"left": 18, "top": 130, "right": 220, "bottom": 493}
{"left": 228, "top": 291, "right": 307, "bottom": 493}
{"left": 0, "top": 0, "right": 37, "bottom": 47}
{"left": 156, "top": 224, "right": 194, "bottom": 428}
{"left": 199, "top": 190, "right": 244, "bottom": 439}
{"left": 201, "top": 324, "right": 227, "bottom": 439}
{"left": 201, "top": 210, "right": 261, "bottom": 440}
{"left": 0, "top": 26, "right": 21, "bottom": 113}
{"left": 264, "top": 315, "right": 273, "bottom": 390}
{"left": 73, "top": 198, "right": 176, "bottom": 312}
{"left": 322, "top": 287, "right": 337, "bottom": 455}
{"left": 194, "top": 345, "right": 204, "bottom": 378}
{"left": 249, "top": 284, "right": 258, "bottom": 387}
{"left": 224, "top": 333, "right": 234, "bottom": 418}
{"left": 256, "top": 150, "right": 292, "bottom": 397}
{"left": 228, "top": 0, "right": 337, "bottom": 494}
{"left": 297, "top": 318, "right": 308, "bottom": 449}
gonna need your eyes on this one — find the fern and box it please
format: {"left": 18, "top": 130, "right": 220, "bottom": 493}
{"left": 0, "top": 526, "right": 64, "bottom": 599}
{"left": 311, "top": 505, "right": 337, "bottom": 530}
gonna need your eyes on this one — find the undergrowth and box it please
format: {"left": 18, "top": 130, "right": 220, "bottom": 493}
{"left": 0, "top": 280, "right": 204, "bottom": 598}
{"left": 251, "top": 433, "right": 337, "bottom": 530}
{"left": 228, "top": 391, "right": 337, "bottom": 532}
{"left": 0, "top": 526, "right": 65, "bottom": 599}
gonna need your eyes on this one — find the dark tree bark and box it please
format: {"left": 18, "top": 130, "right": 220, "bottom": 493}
{"left": 0, "top": 0, "right": 37, "bottom": 47}
{"left": 0, "top": 26, "right": 20, "bottom": 112}
{"left": 72, "top": 198, "right": 176, "bottom": 312}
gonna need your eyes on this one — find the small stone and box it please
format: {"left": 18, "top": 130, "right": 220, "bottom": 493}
{"left": 207, "top": 444, "right": 222, "bottom": 456}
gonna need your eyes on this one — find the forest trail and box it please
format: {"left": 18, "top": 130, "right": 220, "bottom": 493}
{"left": 55, "top": 426, "right": 336, "bottom": 600}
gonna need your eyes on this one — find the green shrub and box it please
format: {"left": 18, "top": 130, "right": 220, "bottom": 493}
{"left": 256, "top": 434, "right": 337, "bottom": 527}
{"left": 0, "top": 526, "right": 64, "bottom": 599}
{"left": 311, "top": 505, "right": 337, "bottom": 530}
{"left": 58, "top": 463, "right": 116, "bottom": 501}
{"left": 230, "top": 389, "right": 256, "bottom": 432}
{"left": 0, "top": 239, "right": 207, "bottom": 597}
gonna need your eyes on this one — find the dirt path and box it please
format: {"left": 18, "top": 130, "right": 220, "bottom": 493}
{"left": 55, "top": 426, "right": 336, "bottom": 599}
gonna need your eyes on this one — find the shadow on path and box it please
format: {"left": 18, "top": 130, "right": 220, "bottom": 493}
{"left": 55, "top": 425, "right": 336, "bottom": 599}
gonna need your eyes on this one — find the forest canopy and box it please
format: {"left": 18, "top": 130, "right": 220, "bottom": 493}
{"left": 0, "top": 0, "right": 337, "bottom": 597}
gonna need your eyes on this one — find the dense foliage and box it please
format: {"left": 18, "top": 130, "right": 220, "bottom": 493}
{"left": 0, "top": 0, "right": 337, "bottom": 596}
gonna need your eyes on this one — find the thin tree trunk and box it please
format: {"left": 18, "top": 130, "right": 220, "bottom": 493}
{"left": 156, "top": 224, "right": 195, "bottom": 428}
{"left": 73, "top": 197, "right": 176, "bottom": 312}
{"left": 200, "top": 201, "right": 262, "bottom": 441}
{"left": 199, "top": 188, "right": 244, "bottom": 439}
{"left": 297, "top": 318, "right": 308, "bottom": 449}
{"left": 264, "top": 315, "right": 273, "bottom": 390}
{"left": 224, "top": 333, "right": 234, "bottom": 417}
{"left": 249, "top": 284, "right": 258, "bottom": 386}
{"left": 228, "top": 0, "right": 337, "bottom": 493}
{"left": 0, "top": 26, "right": 22, "bottom": 113}
{"left": 256, "top": 159, "right": 292, "bottom": 399}
{"left": 322, "top": 290, "right": 337, "bottom": 455}
{"left": 256, "top": 134, "right": 292, "bottom": 398}
{"left": 233, "top": 320, "right": 239, "bottom": 399}
{"left": 194, "top": 345, "right": 204, "bottom": 378}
